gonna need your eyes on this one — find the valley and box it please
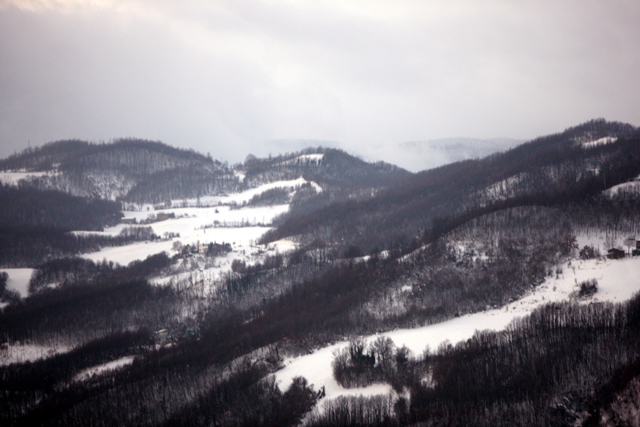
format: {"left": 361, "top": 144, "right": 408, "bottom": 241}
{"left": 2, "top": 119, "right": 640, "bottom": 426}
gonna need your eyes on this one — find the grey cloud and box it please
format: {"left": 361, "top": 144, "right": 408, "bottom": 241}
{"left": 1, "top": 1, "right": 639, "bottom": 169}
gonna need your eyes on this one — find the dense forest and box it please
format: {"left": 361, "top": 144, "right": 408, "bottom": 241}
{"left": 0, "top": 185, "right": 121, "bottom": 230}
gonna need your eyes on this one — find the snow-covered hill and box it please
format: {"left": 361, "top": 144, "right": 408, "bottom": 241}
{"left": 3, "top": 120, "right": 640, "bottom": 425}
{"left": 275, "top": 253, "right": 640, "bottom": 409}
{"left": 78, "top": 178, "right": 318, "bottom": 287}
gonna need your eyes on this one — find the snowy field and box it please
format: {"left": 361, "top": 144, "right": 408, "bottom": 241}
{"left": 79, "top": 208, "right": 295, "bottom": 296}
{"left": 80, "top": 192, "right": 300, "bottom": 272}
{"left": 78, "top": 180, "right": 317, "bottom": 286}
{"left": 79, "top": 179, "right": 314, "bottom": 268}
{"left": 274, "top": 255, "right": 640, "bottom": 406}
{"left": 1, "top": 268, "right": 34, "bottom": 298}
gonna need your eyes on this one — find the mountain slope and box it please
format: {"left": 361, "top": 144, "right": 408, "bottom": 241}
{"left": 263, "top": 119, "right": 640, "bottom": 252}
{"left": 0, "top": 139, "right": 239, "bottom": 202}
{"left": 3, "top": 119, "right": 640, "bottom": 426}
{"left": 1, "top": 141, "right": 410, "bottom": 207}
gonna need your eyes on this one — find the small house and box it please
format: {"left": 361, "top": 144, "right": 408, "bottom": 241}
{"left": 121, "top": 217, "right": 136, "bottom": 225}
{"left": 156, "top": 212, "right": 174, "bottom": 222}
{"left": 607, "top": 248, "right": 625, "bottom": 259}
{"left": 198, "top": 243, "right": 208, "bottom": 255}
{"left": 198, "top": 242, "right": 231, "bottom": 255}
{"left": 154, "top": 329, "right": 169, "bottom": 345}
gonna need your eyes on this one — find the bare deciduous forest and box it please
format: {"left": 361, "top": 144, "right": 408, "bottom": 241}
{"left": 2, "top": 119, "right": 640, "bottom": 426}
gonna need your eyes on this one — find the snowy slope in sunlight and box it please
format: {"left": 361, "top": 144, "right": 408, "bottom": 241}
{"left": 274, "top": 255, "right": 640, "bottom": 405}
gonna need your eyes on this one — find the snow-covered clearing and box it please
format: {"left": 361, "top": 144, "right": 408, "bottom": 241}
{"left": 604, "top": 174, "right": 640, "bottom": 198}
{"left": 1, "top": 268, "right": 35, "bottom": 298}
{"left": 82, "top": 240, "right": 177, "bottom": 265}
{"left": 0, "top": 343, "right": 71, "bottom": 366}
{"left": 274, "top": 255, "right": 640, "bottom": 406}
{"left": 483, "top": 173, "right": 526, "bottom": 201}
{"left": 73, "top": 356, "right": 136, "bottom": 382}
{"left": 281, "top": 154, "right": 324, "bottom": 167}
{"left": 170, "top": 177, "right": 321, "bottom": 207}
{"left": 81, "top": 203, "right": 290, "bottom": 266}
{"left": 78, "top": 182, "right": 302, "bottom": 290}
{"left": 582, "top": 136, "right": 617, "bottom": 148}
{"left": 0, "top": 171, "right": 55, "bottom": 186}
{"left": 276, "top": 342, "right": 396, "bottom": 403}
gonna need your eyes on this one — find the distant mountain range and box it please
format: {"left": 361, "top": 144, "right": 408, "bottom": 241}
{"left": 352, "top": 137, "right": 523, "bottom": 173}
{"left": 404, "top": 137, "right": 521, "bottom": 165}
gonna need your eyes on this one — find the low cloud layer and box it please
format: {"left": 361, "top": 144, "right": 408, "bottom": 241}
{"left": 1, "top": 0, "right": 639, "bottom": 170}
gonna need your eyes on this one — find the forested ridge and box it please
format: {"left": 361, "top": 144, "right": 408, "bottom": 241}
{"left": 2, "top": 119, "right": 640, "bottom": 426}
{"left": 262, "top": 119, "right": 640, "bottom": 252}
{"left": 2, "top": 140, "right": 408, "bottom": 206}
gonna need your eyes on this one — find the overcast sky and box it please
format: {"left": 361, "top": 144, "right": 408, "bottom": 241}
{"left": 1, "top": 0, "right": 639, "bottom": 170}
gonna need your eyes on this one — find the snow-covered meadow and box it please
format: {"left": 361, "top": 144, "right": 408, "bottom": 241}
{"left": 0, "top": 179, "right": 309, "bottom": 365}
{"left": 78, "top": 179, "right": 313, "bottom": 287}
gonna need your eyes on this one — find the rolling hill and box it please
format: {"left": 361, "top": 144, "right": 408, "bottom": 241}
{"left": 2, "top": 119, "right": 640, "bottom": 426}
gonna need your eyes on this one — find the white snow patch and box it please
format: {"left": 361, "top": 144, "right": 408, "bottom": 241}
{"left": 583, "top": 136, "right": 617, "bottom": 148}
{"left": 282, "top": 154, "right": 324, "bottom": 167}
{"left": 80, "top": 203, "right": 291, "bottom": 266}
{"left": 0, "top": 343, "right": 71, "bottom": 366}
{"left": 1, "top": 268, "right": 35, "bottom": 298}
{"left": 275, "top": 343, "right": 394, "bottom": 404}
{"left": 82, "top": 241, "right": 175, "bottom": 266}
{"left": 73, "top": 356, "right": 136, "bottom": 382}
{"left": 604, "top": 174, "right": 640, "bottom": 198}
{"left": 171, "top": 177, "right": 320, "bottom": 207}
{"left": 267, "top": 238, "right": 297, "bottom": 253}
{"left": 0, "top": 171, "right": 55, "bottom": 186}
{"left": 78, "top": 179, "right": 310, "bottom": 267}
{"left": 483, "top": 173, "right": 526, "bottom": 201}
